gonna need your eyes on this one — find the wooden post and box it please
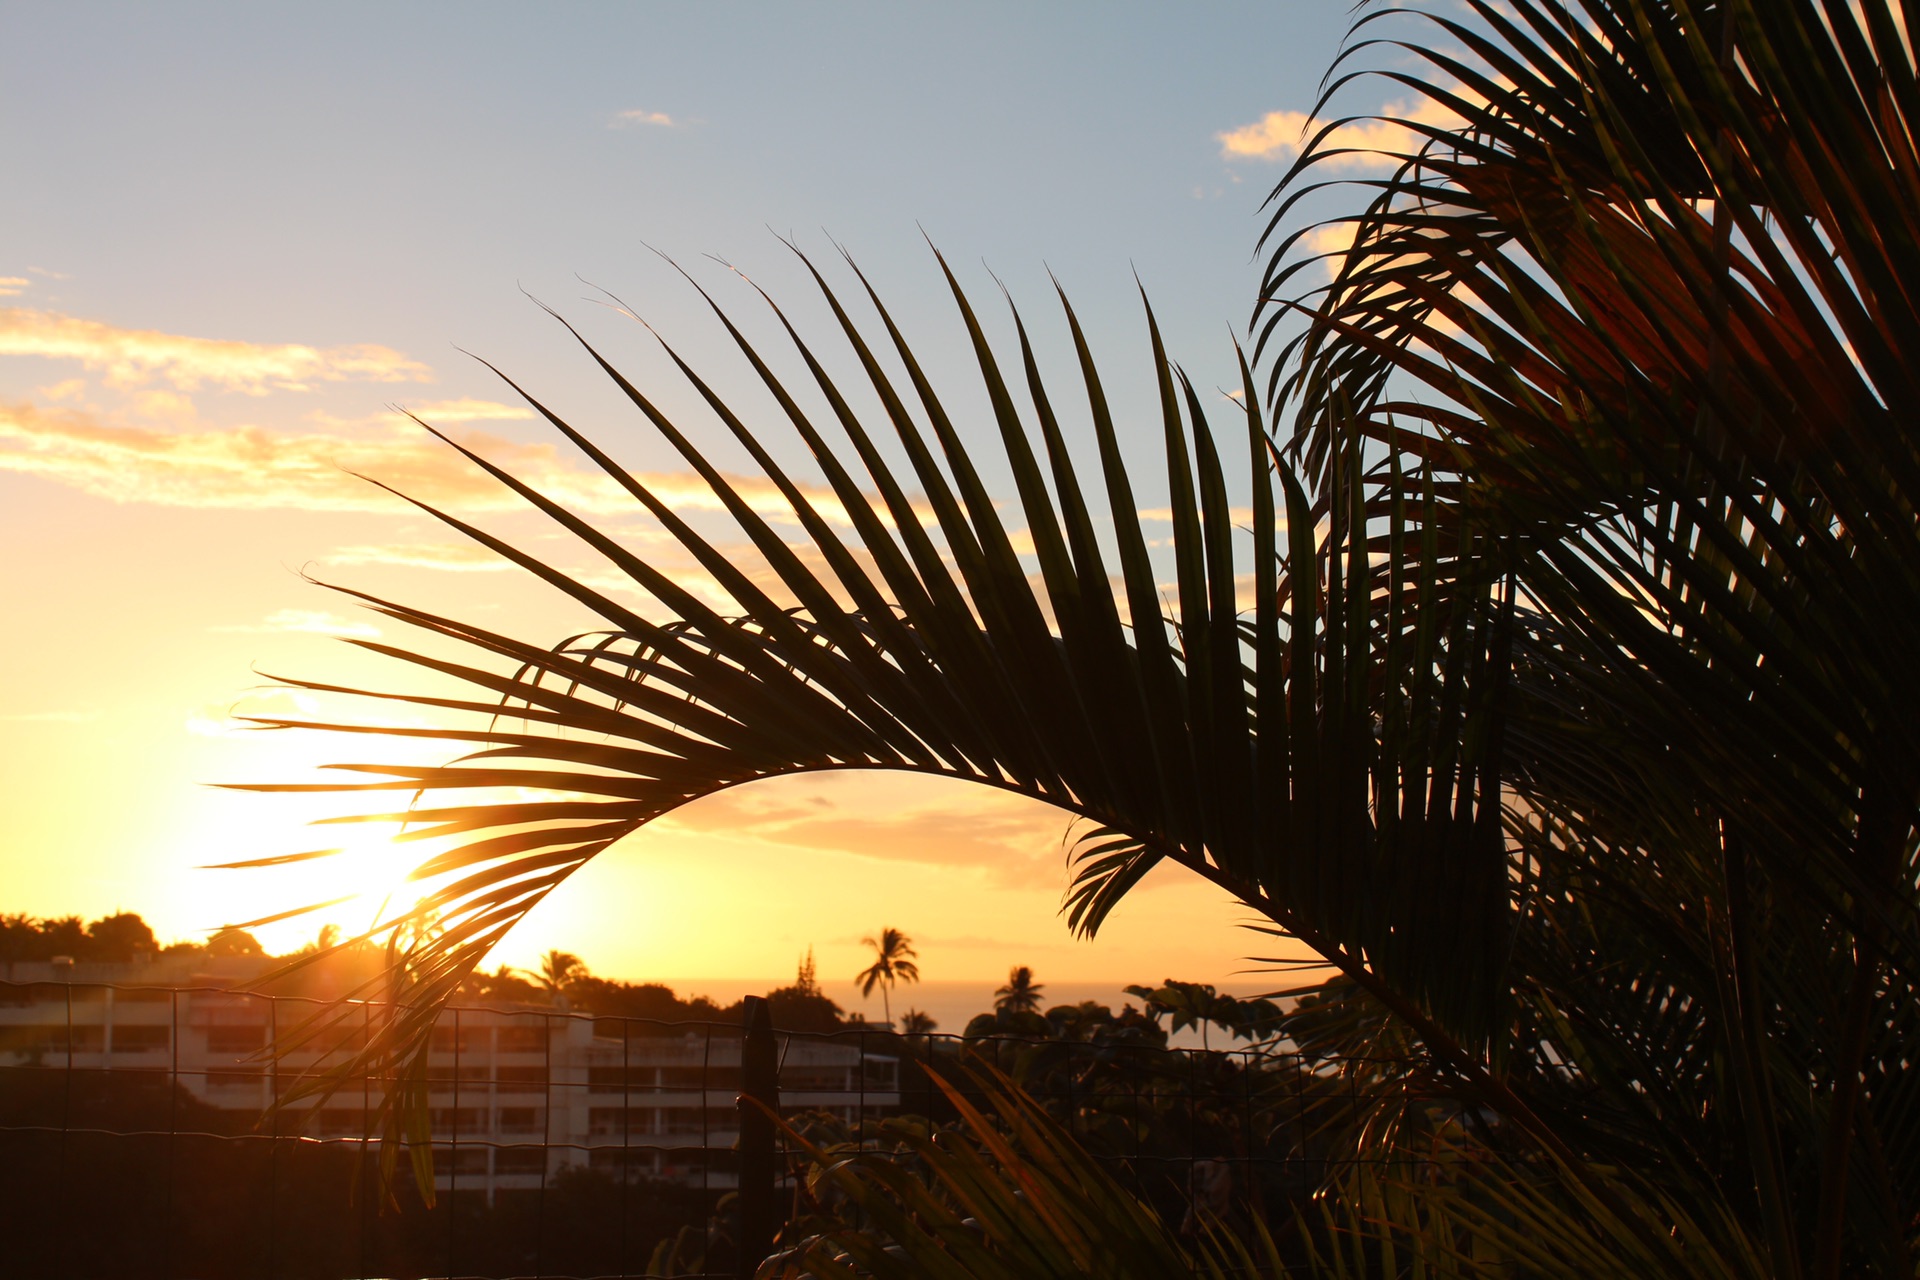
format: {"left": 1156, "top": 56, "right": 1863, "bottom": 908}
{"left": 737, "top": 995, "right": 779, "bottom": 1278}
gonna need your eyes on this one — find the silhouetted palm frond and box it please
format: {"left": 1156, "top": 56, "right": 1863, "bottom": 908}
{"left": 236, "top": 243, "right": 1522, "bottom": 1211}
{"left": 1253, "top": 1, "right": 1920, "bottom": 1273}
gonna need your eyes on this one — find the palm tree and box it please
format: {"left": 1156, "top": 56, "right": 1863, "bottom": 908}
{"left": 993, "top": 966, "right": 1044, "bottom": 1016}
{"left": 523, "top": 949, "right": 584, "bottom": 1002}
{"left": 855, "top": 928, "right": 918, "bottom": 1027}
{"left": 898, "top": 1008, "right": 937, "bottom": 1035}
{"left": 250, "top": 2, "right": 1920, "bottom": 1269}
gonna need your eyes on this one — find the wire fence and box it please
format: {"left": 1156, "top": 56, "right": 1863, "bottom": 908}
{"left": 0, "top": 978, "right": 1410, "bottom": 1279}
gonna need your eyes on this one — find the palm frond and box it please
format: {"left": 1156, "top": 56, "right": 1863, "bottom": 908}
{"left": 246, "top": 248, "right": 1517, "bottom": 1074}
{"left": 1258, "top": 1, "right": 1920, "bottom": 1272}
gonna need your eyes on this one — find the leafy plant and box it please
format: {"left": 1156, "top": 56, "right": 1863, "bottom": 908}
{"left": 763, "top": 1058, "right": 1768, "bottom": 1280}
{"left": 1124, "top": 979, "right": 1283, "bottom": 1049}
{"left": 758, "top": 1061, "right": 1202, "bottom": 1280}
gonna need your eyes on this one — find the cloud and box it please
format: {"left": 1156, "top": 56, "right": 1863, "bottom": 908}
{"left": 301, "top": 399, "right": 536, "bottom": 433}
{"left": 1295, "top": 221, "right": 1361, "bottom": 281}
{"left": 209, "top": 608, "right": 382, "bottom": 638}
{"left": 1137, "top": 506, "right": 1255, "bottom": 524}
{"left": 0, "top": 708, "right": 102, "bottom": 724}
{"left": 0, "top": 308, "right": 432, "bottom": 394}
{"left": 324, "top": 541, "right": 515, "bottom": 572}
{"left": 663, "top": 786, "right": 1072, "bottom": 888}
{"left": 773, "top": 810, "right": 1068, "bottom": 887}
{"left": 186, "top": 689, "right": 322, "bottom": 738}
{"left": 389, "top": 398, "right": 535, "bottom": 423}
{"left": 1217, "top": 96, "right": 1465, "bottom": 169}
{"left": 904, "top": 932, "right": 1072, "bottom": 953}
{"left": 27, "top": 266, "right": 70, "bottom": 280}
{"left": 0, "top": 399, "right": 877, "bottom": 522}
{"left": 0, "top": 278, "right": 29, "bottom": 298}
{"left": 611, "top": 109, "right": 676, "bottom": 128}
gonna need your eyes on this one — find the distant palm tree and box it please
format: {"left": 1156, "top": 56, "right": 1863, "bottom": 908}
{"left": 898, "top": 1009, "right": 937, "bottom": 1035}
{"left": 994, "top": 966, "right": 1044, "bottom": 1016}
{"left": 855, "top": 928, "right": 918, "bottom": 1027}
{"left": 391, "top": 908, "right": 444, "bottom": 960}
{"left": 524, "top": 949, "right": 585, "bottom": 1002}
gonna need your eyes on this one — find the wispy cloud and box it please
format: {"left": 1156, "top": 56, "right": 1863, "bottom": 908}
{"left": 0, "top": 278, "right": 29, "bottom": 298}
{"left": 394, "top": 398, "right": 535, "bottom": 423}
{"left": 663, "top": 788, "right": 1070, "bottom": 888}
{"left": 0, "top": 308, "right": 432, "bottom": 393}
{"left": 0, "top": 399, "right": 883, "bottom": 523}
{"left": 186, "top": 690, "right": 320, "bottom": 738}
{"left": 1295, "top": 221, "right": 1360, "bottom": 280}
{"left": 303, "top": 398, "right": 537, "bottom": 432}
{"left": 209, "top": 608, "right": 382, "bottom": 638}
{"left": 611, "top": 109, "right": 676, "bottom": 128}
{"left": 1217, "top": 96, "right": 1465, "bottom": 169}
{"left": 1137, "top": 505, "right": 1255, "bottom": 524}
{"left": 898, "top": 932, "right": 1073, "bottom": 953}
{"left": 324, "top": 541, "right": 514, "bottom": 572}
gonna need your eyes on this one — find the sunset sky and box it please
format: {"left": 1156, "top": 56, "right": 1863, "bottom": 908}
{"left": 1, "top": 4, "right": 1403, "bottom": 1007}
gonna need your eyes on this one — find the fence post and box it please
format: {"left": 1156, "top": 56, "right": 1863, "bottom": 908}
{"left": 737, "top": 995, "right": 779, "bottom": 1279}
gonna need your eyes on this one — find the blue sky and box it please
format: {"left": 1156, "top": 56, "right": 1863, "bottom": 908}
{"left": 5, "top": 3, "right": 1362, "bottom": 411}
{"left": 0, "top": 2, "right": 1405, "bottom": 999}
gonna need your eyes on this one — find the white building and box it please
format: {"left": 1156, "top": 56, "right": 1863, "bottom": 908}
{"left": 0, "top": 958, "right": 899, "bottom": 1202}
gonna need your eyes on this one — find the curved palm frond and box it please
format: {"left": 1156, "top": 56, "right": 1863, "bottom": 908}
{"left": 235, "top": 242, "right": 1521, "bottom": 1157}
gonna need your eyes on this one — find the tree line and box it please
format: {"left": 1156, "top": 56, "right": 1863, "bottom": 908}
{"left": 0, "top": 911, "right": 263, "bottom": 964}
{"left": 2, "top": 911, "right": 1280, "bottom": 1047}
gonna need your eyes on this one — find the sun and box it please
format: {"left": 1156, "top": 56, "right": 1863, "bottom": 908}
{"left": 185, "top": 794, "right": 442, "bottom": 956}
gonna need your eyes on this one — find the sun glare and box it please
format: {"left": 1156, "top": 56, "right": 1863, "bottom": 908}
{"left": 185, "top": 803, "right": 439, "bottom": 955}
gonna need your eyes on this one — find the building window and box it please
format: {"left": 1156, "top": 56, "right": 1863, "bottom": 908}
{"left": 430, "top": 1026, "right": 491, "bottom": 1054}
{"left": 588, "top": 1107, "right": 629, "bottom": 1136}
{"left": 496, "top": 1026, "right": 546, "bottom": 1053}
{"left": 440, "top": 1147, "right": 490, "bottom": 1176}
{"left": 660, "top": 1065, "right": 725, "bottom": 1089}
{"left": 429, "top": 1063, "right": 492, "bottom": 1086}
{"left": 589, "top": 1149, "right": 646, "bottom": 1180}
{"left": 494, "top": 1147, "right": 547, "bottom": 1176}
{"left": 496, "top": 1107, "right": 542, "bottom": 1133}
{"left": 111, "top": 1025, "right": 170, "bottom": 1053}
{"left": 588, "top": 1067, "right": 630, "bottom": 1094}
{"left": 205, "top": 1026, "right": 266, "bottom": 1055}
{"left": 495, "top": 1065, "right": 545, "bottom": 1092}
{"left": 429, "top": 1107, "right": 484, "bottom": 1134}
{"left": 314, "top": 1108, "right": 366, "bottom": 1136}
{"left": 0, "top": 1025, "right": 65, "bottom": 1054}
{"left": 310, "top": 1024, "right": 367, "bottom": 1054}
{"left": 658, "top": 1105, "right": 733, "bottom": 1135}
